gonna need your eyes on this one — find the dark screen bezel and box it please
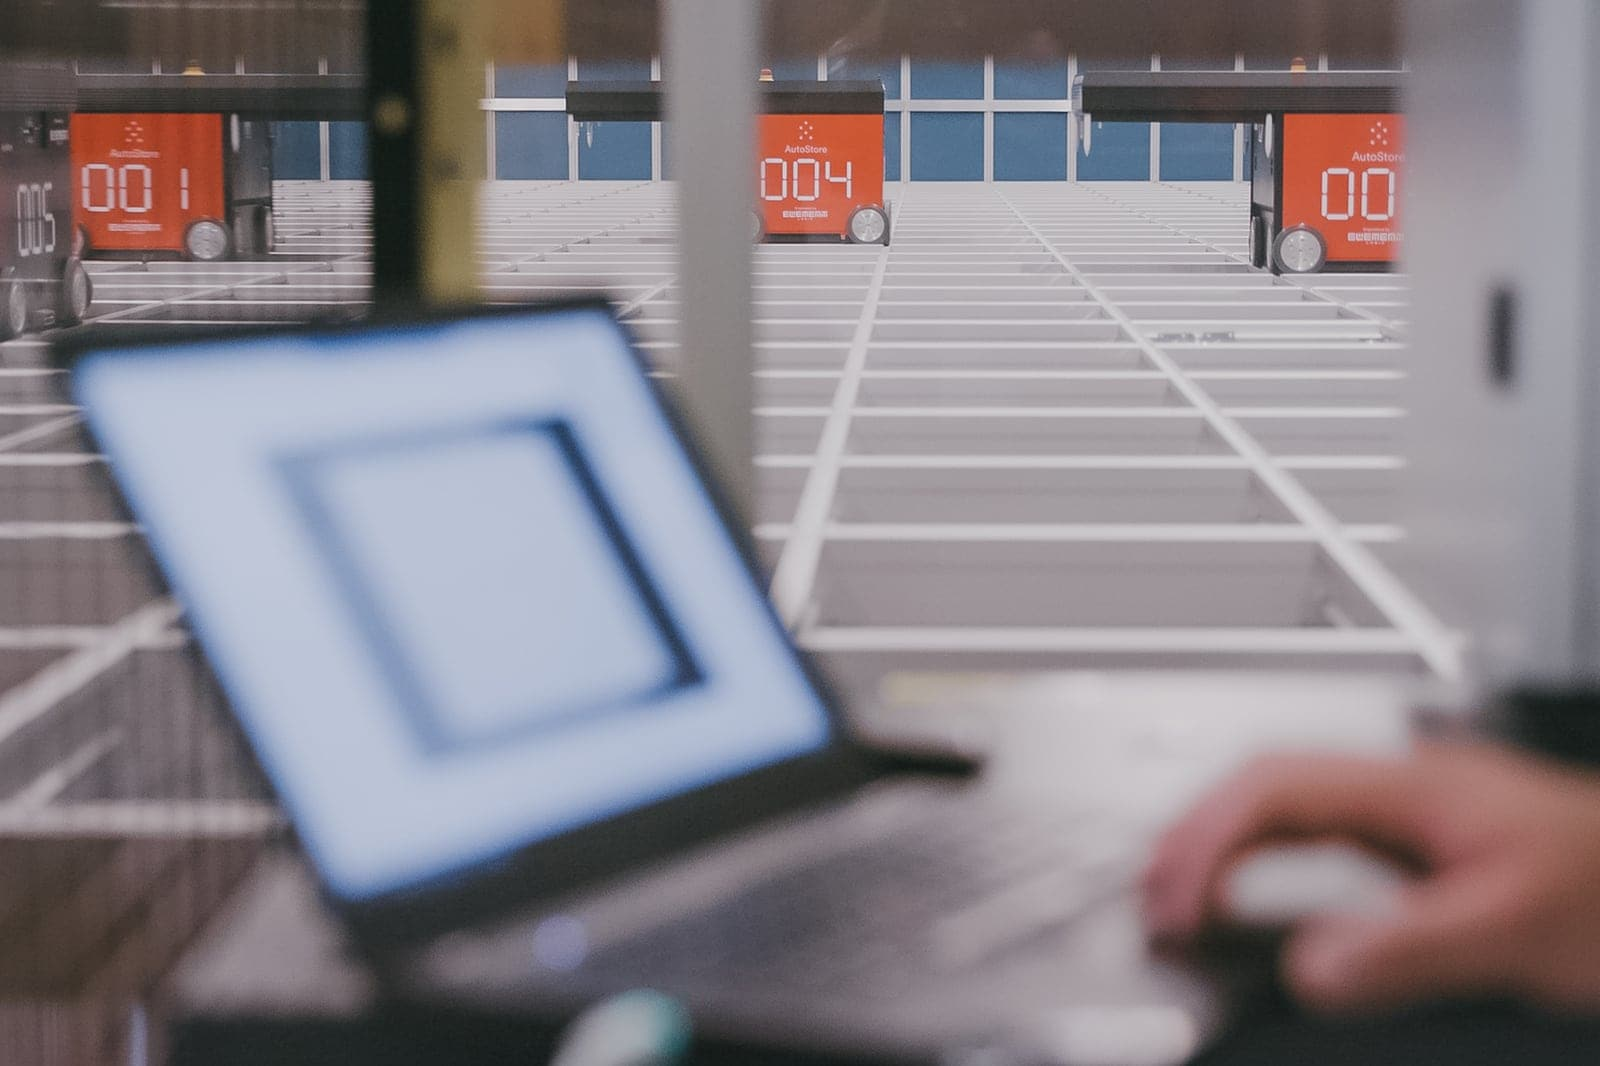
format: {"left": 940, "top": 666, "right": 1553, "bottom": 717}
{"left": 55, "top": 298, "right": 885, "bottom": 947}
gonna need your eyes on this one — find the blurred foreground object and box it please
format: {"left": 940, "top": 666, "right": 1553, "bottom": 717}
{"left": 550, "top": 991, "right": 692, "bottom": 1066}
{"left": 4, "top": 0, "right": 1399, "bottom": 67}
{"left": 1398, "top": 0, "right": 1600, "bottom": 698}
{"left": 768, "top": 0, "right": 1400, "bottom": 60}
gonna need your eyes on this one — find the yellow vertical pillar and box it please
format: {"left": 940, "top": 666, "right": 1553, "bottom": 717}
{"left": 409, "top": 0, "right": 565, "bottom": 305}
{"left": 414, "top": 0, "right": 489, "bottom": 304}
{"left": 487, "top": 0, "right": 567, "bottom": 70}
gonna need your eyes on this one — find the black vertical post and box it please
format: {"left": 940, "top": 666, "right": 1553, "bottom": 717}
{"left": 367, "top": 0, "right": 423, "bottom": 305}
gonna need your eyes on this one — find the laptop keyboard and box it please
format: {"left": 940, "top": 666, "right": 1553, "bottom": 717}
{"left": 582, "top": 803, "right": 1142, "bottom": 995}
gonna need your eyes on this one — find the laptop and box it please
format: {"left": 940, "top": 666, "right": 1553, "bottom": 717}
{"left": 68, "top": 302, "right": 1248, "bottom": 1065}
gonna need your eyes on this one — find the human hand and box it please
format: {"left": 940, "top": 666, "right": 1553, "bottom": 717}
{"left": 1142, "top": 743, "right": 1600, "bottom": 1014}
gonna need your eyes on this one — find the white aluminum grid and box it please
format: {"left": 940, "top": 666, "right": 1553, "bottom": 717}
{"left": 0, "top": 178, "right": 1451, "bottom": 837}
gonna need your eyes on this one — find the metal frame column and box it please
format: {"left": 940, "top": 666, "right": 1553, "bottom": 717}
{"left": 664, "top": 0, "right": 760, "bottom": 521}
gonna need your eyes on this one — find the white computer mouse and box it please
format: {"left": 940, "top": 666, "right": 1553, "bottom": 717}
{"left": 1221, "top": 842, "right": 1408, "bottom": 928}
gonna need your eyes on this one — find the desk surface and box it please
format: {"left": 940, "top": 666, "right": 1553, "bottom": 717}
{"left": 160, "top": 670, "right": 1600, "bottom": 1065}
{"left": 162, "top": 670, "right": 1398, "bottom": 1063}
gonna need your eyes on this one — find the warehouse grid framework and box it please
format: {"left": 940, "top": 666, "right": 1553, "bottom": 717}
{"left": 487, "top": 52, "right": 1340, "bottom": 183}
{"left": 267, "top": 51, "right": 1396, "bottom": 183}
{"left": 0, "top": 175, "right": 1450, "bottom": 825}
{"left": 0, "top": 177, "right": 1451, "bottom": 1058}
{"left": 487, "top": 53, "right": 1208, "bottom": 183}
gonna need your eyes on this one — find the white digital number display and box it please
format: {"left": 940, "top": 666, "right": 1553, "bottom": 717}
{"left": 1320, "top": 166, "right": 1398, "bottom": 224}
{"left": 14, "top": 183, "right": 57, "bottom": 258}
{"left": 81, "top": 162, "right": 164, "bottom": 215}
{"left": 759, "top": 159, "right": 853, "bottom": 203}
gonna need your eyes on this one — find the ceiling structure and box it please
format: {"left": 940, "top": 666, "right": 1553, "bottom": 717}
{"left": 6, "top": 0, "right": 1403, "bottom": 71}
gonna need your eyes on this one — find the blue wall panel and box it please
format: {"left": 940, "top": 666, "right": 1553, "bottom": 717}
{"left": 393, "top": 50, "right": 1278, "bottom": 188}
{"left": 1077, "top": 121, "right": 1151, "bottom": 181}
{"left": 496, "top": 64, "right": 567, "bottom": 98}
{"left": 828, "top": 56, "right": 901, "bottom": 99}
{"left": 910, "top": 60, "right": 983, "bottom": 99}
{"left": 1077, "top": 56, "right": 1154, "bottom": 73}
{"left": 76, "top": 57, "right": 153, "bottom": 73}
{"left": 994, "top": 60, "right": 1068, "bottom": 99}
{"left": 995, "top": 113, "right": 1068, "bottom": 181}
{"left": 1326, "top": 53, "right": 1401, "bottom": 70}
{"left": 271, "top": 121, "right": 320, "bottom": 180}
{"left": 578, "top": 121, "right": 651, "bottom": 180}
{"left": 328, "top": 122, "right": 368, "bottom": 180}
{"left": 884, "top": 115, "right": 902, "bottom": 182}
{"left": 575, "top": 58, "right": 652, "bottom": 81}
{"left": 1244, "top": 54, "right": 1303, "bottom": 70}
{"left": 910, "top": 112, "right": 983, "bottom": 181}
{"left": 496, "top": 113, "right": 569, "bottom": 180}
{"left": 1159, "top": 123, "right": 1234, "bottom": 181}
{"left": 573, "top": 57, "right": 652, "bottom": 181}
{"left": 1159, "top": 56, "right": 1236, "bottom": 72}
{"left": 766, "top": 58, "right": 819, "bottom": 81}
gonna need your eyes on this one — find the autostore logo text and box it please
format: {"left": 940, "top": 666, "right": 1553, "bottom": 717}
{"left": 1351, "top": 150, "right": 1403, "bottom": 164}
{"left": 785, "top": 144, "right": 829, "bottom": 155}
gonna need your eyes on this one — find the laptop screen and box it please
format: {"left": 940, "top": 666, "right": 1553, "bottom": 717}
{"left": 73, "top": 307, "right": 835, "bottom": 903}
